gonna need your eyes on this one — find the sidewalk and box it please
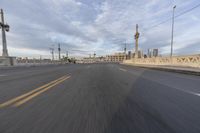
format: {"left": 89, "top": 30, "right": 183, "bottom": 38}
{"left": 122, "top": 63, "right": 200, "bottom": 76}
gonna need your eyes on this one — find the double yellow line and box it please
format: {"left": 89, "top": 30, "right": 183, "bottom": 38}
{"left": 0, "top": 75, "right": 70, "bottom": 108}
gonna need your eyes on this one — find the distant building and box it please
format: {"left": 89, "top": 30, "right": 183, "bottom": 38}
{"left": 148, "top": 49, "right": 153, "bottom": 58}
{"left": 106, "top": 53, "right": 126, "bottom": 62}
{"left": 128, "top": 51, "right": 131, "bottom": 59}
{"left": 153, "top": 49, "right": 158, "bottom": 57}
{"left": 148, "top": 49, "right": 159, "bottom": 58}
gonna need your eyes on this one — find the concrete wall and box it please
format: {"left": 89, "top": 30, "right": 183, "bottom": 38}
{"left": 123, "top": 54, "right": 200, "bottom": 68}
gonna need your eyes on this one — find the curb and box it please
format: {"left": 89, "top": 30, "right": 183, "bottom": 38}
{"left": 122, "top": 63, "right": 200, "bottom": 76}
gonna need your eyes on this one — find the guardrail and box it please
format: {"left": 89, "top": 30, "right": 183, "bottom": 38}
{"left": 124, "top": 54, "right": 200, "bottom": 68}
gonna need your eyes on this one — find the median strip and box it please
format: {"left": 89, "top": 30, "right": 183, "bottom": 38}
{"left": 0, "top": 75, "right": 70, "bottom": 108}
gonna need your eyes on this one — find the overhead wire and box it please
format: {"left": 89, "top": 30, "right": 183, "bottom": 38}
{"left": 143, "top": 2, "right": 200, "bottom": 31}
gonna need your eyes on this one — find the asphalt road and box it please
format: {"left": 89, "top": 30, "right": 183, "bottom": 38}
{"left": 0, "top": 63, "right": 200, "bottom": 133}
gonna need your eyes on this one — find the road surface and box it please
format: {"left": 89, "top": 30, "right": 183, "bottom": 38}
{"left": 0, "top": 63, "right": 200, "bottom": 133}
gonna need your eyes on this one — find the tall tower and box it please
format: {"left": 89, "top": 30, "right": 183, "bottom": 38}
{"left": 0, "top": 9, "right": 9, "bottom": 57}
{"left": 134, "top": 24, "right": 140, "bottom": 58}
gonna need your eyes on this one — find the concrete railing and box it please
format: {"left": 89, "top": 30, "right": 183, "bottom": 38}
{"left": 0, "top": 56, "right": 17, "bottom": 66}
{"left": 124, "top": 54, "right": 200, "bottom": 68}
{"left": 14, "top": 59, "right": 68, "bottom": 67}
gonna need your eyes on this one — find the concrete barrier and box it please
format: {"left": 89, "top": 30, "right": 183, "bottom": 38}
{"left": 124, "top": 54, "right": 200, "bottom": 68}
{"left": 0, "top": 56, "right": 17, "bottom": 66}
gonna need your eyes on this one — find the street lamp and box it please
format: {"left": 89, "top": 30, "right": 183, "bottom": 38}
{"left": 0, "top": 14, "right": 10, "bottom": 32}
{"left": 170, "top": 5, "right": 176, "bottom": 58}
{"left": 124, "top": 41, "right": 127, "bottom": 60}
{"left": 0, "top": 9, "right": 10, "bottom": 57}
{"left": 0, "top": 23, "right": 10, "bottom": 32}
{"left": 4, "top": 24, "right": 10, "bottom": 32}
{"left": 135, "top": 24, "right": 140, "bottom": 58}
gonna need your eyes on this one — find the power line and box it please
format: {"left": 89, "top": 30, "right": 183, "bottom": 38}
{"left": 143, "top": 18, "right": 171, "bottom": 31}
{"left": 175, "top": 3, "right": 200, "bottom": 18}
{"left": 143, "top": 3, "right": 200, "bottom": 31}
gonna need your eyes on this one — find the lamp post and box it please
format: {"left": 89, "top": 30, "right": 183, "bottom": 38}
{"left": 50, "top": 48, "right": 54, "bottom": 61}
{"left": 58, "top": 43, "right": 61, "bottom": 61}
{"left": 124, "top": 41, "right": 126, "bottom": 60}
{"left": 170, "top": 5, "right": 176, "bottom": 58}
{"left": 134, "top": 24, "right": 140, "bottom": 58}
{"left": 0, "top": 9, "right": 10, "bottom": 57}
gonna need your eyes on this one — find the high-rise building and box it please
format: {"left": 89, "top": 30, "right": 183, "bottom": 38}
{"left": 148, "top": 49, "right": 153, "bottom": 58}
{"left": 153, "top": 49, "right": 158, "bottom": 57}
{"left": 148, "top": 49, "right": 159, "bottom": 58}
{"left": 128, "top": 51, "right": 131, "bottom": 59}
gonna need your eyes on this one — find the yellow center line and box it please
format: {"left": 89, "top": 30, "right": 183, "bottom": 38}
{"left": 13, "top": 76, "right": 71, "bottom": 107}
{"left": 0, "top": 75, "right": 68, "bottom": 108}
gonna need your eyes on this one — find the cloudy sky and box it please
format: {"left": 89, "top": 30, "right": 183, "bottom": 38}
{"left": 0, "top": 0, "right": 200, "bottom": 59}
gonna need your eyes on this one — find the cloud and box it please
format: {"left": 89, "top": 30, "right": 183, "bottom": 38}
{"left": 0, "top": 0, "right": 200, "bottom": 58}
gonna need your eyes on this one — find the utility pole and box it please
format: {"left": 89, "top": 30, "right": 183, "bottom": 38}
{"left": 171, "top": 5, "right": 176, "bottom": 58}
{"left": 134, "top": 24, "right": 140, "bottom": 58}
{"left": 58, "top": 43, "right": 61, "bottom": 61}
{"left": 50, "top": 47, "right": 54, "bottom": 61}
{"left": 0, "top": 9, "right": 10, "bottom": 57}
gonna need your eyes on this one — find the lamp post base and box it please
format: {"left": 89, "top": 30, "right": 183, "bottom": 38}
{"left": 0, "top": 56, "right": 17, "bottom": 66}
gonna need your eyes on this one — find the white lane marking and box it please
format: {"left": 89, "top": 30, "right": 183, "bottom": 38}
{"left": 0, "top": 75, "right": 7, "bottom": 77}
{"left": 150, "top": 78, "right": 200, "bottom": 97}
{"left": 124, "top": 69, "right": 200, "bottom": 97}
{"left": 182, "top": 90, "right": 200, "bottom": 97}
{"left": 155, "top": 81, "right": 200, "bottom": 97}
{"left": 172, "top": 88, "right": 200, "bottom": 97}
{"left": 119, "top": 68, "right": 127, "bottom": 72}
